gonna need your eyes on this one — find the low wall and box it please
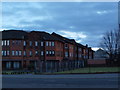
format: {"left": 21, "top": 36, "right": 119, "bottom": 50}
{"left": 87, "top": 59, "right": 106, "bottom": 67}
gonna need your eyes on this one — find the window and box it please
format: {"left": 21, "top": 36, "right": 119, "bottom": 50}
{"left": 70, "top": 53, "right": 72, "bottom": 57}
{"left": 13, "top": 62, "right": 20, "bottom": 69}
{"left": 2, "top": 51, "right": 4, "bottom": 56}
{"left": 29, "top": 41, "right": 32, "bottom": 46}
{"left": 52, "top": 51, "right": 55, "bottom": 55}
{"left": 41, "top": 42, "right": 44, "bottom": 46}
{"left": 6, "top": 62, "right": 11, "bottom": 69}
{"left": 46, "top": 41, "right": 49, "bottom": 46}
{"left": 49, "top": 42, "right": 51, "bottom": 46}
{"left": 65, "top": 44, "right": 68, "bottom": 48}
{"left": 65, "top": 52, "right": 68, "bottom": 57}
{"left": 12, "top": 51, "right": 15, "bottom": 56}
{"left": 4, "top": 51, "right": 6, "bottom": 56}
{"left": 79, "top": 48, "right": 82, "bottom": 52}
{"left": 19, "top": 51, "right": 22, "bottom": 56}
{"left": 52, "top": 42, "right": 54, "bottom": 46}
{"left": 7, "top": 40, "right": 10, "bottom": 46}
{"left": 79, "top": 54, "right": 82, "bottom": 58}
{"left": 35, "top": 41, "right": 38, "bottom": 46}
{"left": 2, "top": 41, "right": 3, "bottom": 46}
{"left": 23, "top": 41, "right": 26, "bottom": 46}
{"left": 46, "top": 51, "right": 49, "bottom": 55}
{"left": 30, "top": 51, "right": 32, "bottom": 56}
{"left": 12, "top": 41, "right": 15, "bottom": 45}
{"left": 16, "top": 51, "right": 18, "bottom": 56}
{"left": 41, "top": 51, "right": 44, "bottom": 56}
{"left": 7, "top": 51, "right": 9, "bottom": 56}
{"left": 24, "top": 51, "right": 26, "bottom": 56}
{"left": 4, "top": 40, "right": 6, "bottom": 46}
{"left": 49, "top": 51, "right": 52, "bottom": 55}
{"left": 35, "top": 51, "right": 38, "bottom": 55}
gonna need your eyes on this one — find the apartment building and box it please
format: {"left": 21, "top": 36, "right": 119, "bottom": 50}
{"left": 1, "top": 30, "right": 94, "bottom": 70}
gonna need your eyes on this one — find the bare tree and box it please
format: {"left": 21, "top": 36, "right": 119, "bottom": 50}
{"left": 100, "top": 28, "right": 120, "bottom": 62}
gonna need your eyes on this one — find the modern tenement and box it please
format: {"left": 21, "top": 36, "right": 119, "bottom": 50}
{"left": 1, "top": 30, "right": 94, "bottom": 71}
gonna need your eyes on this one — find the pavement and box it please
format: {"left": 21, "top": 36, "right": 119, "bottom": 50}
{"left": 2, "top": 73, "right": 119, "bottom": 88}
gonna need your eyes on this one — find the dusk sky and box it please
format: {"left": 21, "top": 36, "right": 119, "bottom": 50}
{"left": 2, "top": 2, "right": 118, "bottom": 50}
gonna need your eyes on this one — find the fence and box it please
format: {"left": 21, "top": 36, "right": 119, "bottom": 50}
{"left": 37, "top": 60, "right": 84, "bottom": 73}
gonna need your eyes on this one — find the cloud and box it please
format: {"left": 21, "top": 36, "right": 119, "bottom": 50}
{"left": 57, "top": 30, "right": 87, "bottom": 43}
{"left": 2, "top": 2, "right": 118, "bottom": 48}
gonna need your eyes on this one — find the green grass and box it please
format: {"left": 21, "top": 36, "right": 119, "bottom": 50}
{"left": 54, "top": 67, "right": 120, "bottom": 74}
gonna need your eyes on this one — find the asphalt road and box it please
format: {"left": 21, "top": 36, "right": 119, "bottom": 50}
{"left": 2, "top": 74, "right": 119, "bottom": 88}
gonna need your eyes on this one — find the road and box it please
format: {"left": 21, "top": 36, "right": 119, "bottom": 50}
{"left": 2, "top": 74, "right": 119, "bottom": 88}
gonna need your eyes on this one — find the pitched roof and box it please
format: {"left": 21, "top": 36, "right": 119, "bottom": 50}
{"left": 51, "top": 32, "right": 76, "bottom": 44}
{"left": 30, "top": 31, "right": 63, "bottom": 42}
{"left": 2, "top": 30, "right": 27, "bottom": 39}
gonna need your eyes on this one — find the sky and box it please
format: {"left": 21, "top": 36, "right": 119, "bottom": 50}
{"left": 1, "top": 2, "right": 118, "bottom": 51}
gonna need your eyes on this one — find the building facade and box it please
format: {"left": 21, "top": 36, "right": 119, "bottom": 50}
{"left": 1, "top": 30, "right": 94, "bottom": 71}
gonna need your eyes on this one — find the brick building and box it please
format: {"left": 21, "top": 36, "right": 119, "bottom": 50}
{"left": 1, "top": 30, "right": 94, "bottom": 72}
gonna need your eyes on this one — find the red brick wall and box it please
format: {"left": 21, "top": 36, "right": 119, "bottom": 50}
{"left": 88, "top": 59, "right": 106, "bottom": 65}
